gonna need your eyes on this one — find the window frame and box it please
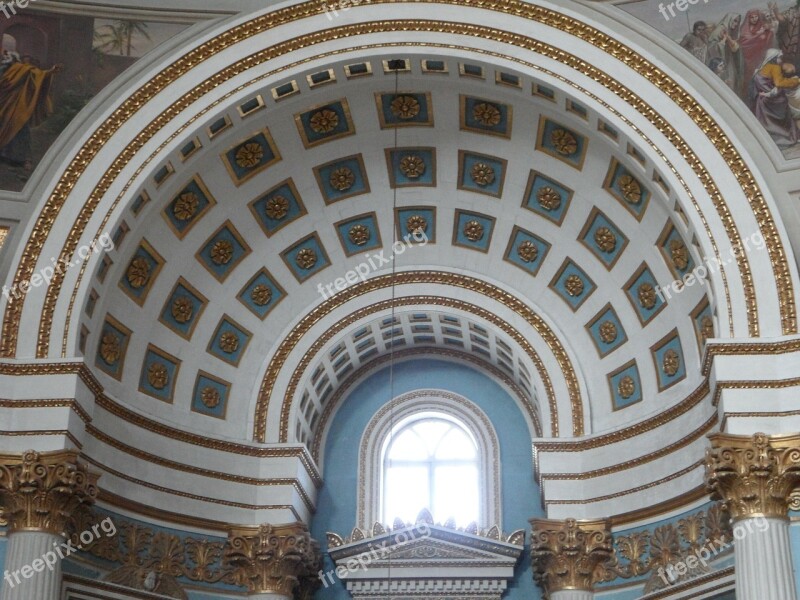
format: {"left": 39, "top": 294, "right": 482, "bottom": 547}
{"left": 358, "top": 389, "right": 501, "bottom": 529}
{"left": 380, "top": 413, "right": 481, "bottom": 525}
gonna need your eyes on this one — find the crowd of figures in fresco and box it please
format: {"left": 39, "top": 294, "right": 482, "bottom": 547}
{"left": 676, "top": 3, "right": 800, "bottom": 152}
{"left": 617, "top": 0, "right": 800, "bottom": 158}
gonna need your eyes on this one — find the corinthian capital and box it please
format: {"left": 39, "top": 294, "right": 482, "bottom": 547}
{"left": 0, "top": 449, "right": 99, "bottom": 535}
{"left": 224, "top": 522, "right": 320, "bottom": 596}
{"left": 706, "top": 432, "right": 800, "bottom": 521}
{"left": 530, "top": 517, "right": 613, "bottom": 594}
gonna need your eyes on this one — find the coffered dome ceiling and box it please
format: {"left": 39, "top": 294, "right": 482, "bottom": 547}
{"left": 77, "top": 52, "right": 714, "bottom": 447}
{"left": 4, "top": 3, "right": 794, "bottom": 508}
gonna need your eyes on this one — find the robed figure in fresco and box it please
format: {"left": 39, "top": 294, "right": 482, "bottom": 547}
{"left": 0, "top": 52, "right": 61, "bottom": 171}
{"left": 751, "top": 48, "right": 800, "bottom": 148}
{"left": 680, "top": 21, "right": 710, "bottom": 64}
{"left": 707, "top": 13, "right": 745, "bottom": 96}
{"left": 740, "top": 9, "right": 777, "bottom": 88}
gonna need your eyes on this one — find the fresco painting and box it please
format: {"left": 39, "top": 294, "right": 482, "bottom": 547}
{"left": 620, "top": 0, "right": 800, "bottom": 159}
{"left": 0, "top": 12, "right": 188, "bottom": 191}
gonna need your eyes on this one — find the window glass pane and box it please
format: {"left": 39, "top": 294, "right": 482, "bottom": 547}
{"left": 384, "top": 465, "right": 429, "bottom": 523}
{"left": 434, "top": 427, "right": 477, "bottom": 460}
{"left": 433, "top": 465, "right": 479, "bottom": 526}
{"left": 386, "top": 429, "right": 428, "bottom": 461}
{"left": 381, "top": 414, "right": 480, "bottom": 526}
{"left": 410, "top": 420, "right": 450, "bottom": 456}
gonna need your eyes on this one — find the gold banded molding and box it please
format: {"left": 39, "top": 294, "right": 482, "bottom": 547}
{"left": 536, "top": 379, "right": 710, "bottom": 453}
{"left": 541, "top": 413, "right": 716, "bottom": 481}
{"left": 86, "top": 424, "right": 317, "bottom": 514}
{"left": 721, "top": 409, "right": 800, "bottom": 431}
{"left": 0, "top": 361, "right": 323, "bottom": 486}
{"left": 0, "top": 397, "right": 92, "bottom": 424}
{"left": 82, "top": 454, "right": 306, "bottom": 519}
{"left": 63, "top": 577, "right": 193, "bottom": 600}
{"left": 0, "top": 400, "right": 323, "bottom": 510}
{"left": 97, "top": 489, "right": 234, "bottom": 533}
{"left": 641, "top": 568, "right": 734, "bottom": 600}
{"left": 545, "top": 460, "right": 704, "bottom": 506}
{"left": 609, "top": 485, "right": 708, "bottom": 527}
{"left": 0, "top": 429, "right": 83, "bottom": 450}
{"left": 703, "top": 338, "right": 800, "bottom": 375}
{"left": 95, "top": 392, "right": 323, "bottom": 486}
{"left": 2, "top": 0, "right": 789, "bottom": 368}
{"left": 0, "top": 360, "right": 709, "bottom": 476}
{"left": 712, "top": 376, "right": 800, "bottom": 407}
{"left": 264, "top": 282, "right": 578, "bottom": 440}
{"left": 0, "top": 355, "right": 716, "bottom": 490}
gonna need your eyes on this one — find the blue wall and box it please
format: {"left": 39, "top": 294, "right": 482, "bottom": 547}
{"left": 790, "top": 517, "right": 800, "bottom": 595}
{"left": 0, "top": 529, "right": 6, "bottom": 595}
{"left": 310, "top": 358, "right": 544, "bottom": 599}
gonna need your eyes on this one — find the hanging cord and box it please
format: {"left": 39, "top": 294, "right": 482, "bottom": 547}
{"left": 386, "top": 61, "right": 401, "bottom": 600}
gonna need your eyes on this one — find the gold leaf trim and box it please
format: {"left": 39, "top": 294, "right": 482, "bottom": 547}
{"left": 8, "top": 7, "right": 784, "bottom": 369}
{"left": 261, "top": 273, "right": 581, "bottom": 441}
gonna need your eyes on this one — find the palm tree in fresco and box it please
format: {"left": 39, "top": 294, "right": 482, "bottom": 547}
{"left": 94, "top": 20, "right": 151, "bottom": 57}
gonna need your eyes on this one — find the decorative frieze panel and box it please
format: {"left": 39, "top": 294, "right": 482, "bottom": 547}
{"left": 346, "top": 578, "right": 510, "bottom": 598}
{"left": 327, "top": 510, "right": 523, "bottom": 600}
{"left": 75, "top": 512, "right": 227, "bottom": 598}
{"left": 530, "top": 505, "right": 733, "bottom": 596}
{"left": 600, "top": 504, "right": 731, "bottom": 594}
{"left": 70, "top": 511, "right": 321, "bottom": 599}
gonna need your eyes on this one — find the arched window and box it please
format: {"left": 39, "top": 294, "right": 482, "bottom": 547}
{"left": 381, "top": 413, "right": 479, "bottom": 526}
{"left": 358, "top": 390, "right": 501, "bottom": 529}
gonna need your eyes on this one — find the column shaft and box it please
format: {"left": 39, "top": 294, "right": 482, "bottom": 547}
{"left": 551, "top": 590, "right": 593, "bottom": 600}
{"left": 1, "top": 531, "right": 63, "bottom": 600}
{"left": 734, "top": 517, "right": 797, "bottom": 600}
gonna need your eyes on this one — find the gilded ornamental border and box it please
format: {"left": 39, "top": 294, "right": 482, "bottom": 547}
{"left": 540, "top": 412, "right": 716, "bottom": 481}
{"left": 534, "top": 379, "right": 710, "bottom": 452}
{"left": 82, "top": 454, "right": 304, "bottom": 518}
{"left": 265, "top": 275, "right": 580, "bottom": 440}
{"left": 545, "top": 459, "right": 704, "bottom": 506}
{"left": 0, "top": 362, "right": 324, "bottom": 487}
{"left": 1, "top": 1, "right": 790, "bottom": 369}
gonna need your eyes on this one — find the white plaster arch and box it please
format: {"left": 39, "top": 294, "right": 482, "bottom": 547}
{"left": 1, "top": 0, "right": 794, "bottom": 362}
{"left": 0, "top": 0, "right": 797, "bottom": 526}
